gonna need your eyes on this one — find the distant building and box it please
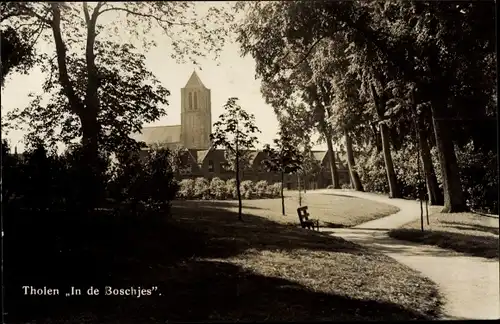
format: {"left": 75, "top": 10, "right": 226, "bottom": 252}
{"left": 133, "top": 71, "right": 350, "bottom": 189}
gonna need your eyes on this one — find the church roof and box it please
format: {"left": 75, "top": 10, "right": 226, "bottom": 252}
{"left": 184, "top": 70, "right": 207, "bottom": 89}
{"left": 133, "top": 125, "right": 181, "bottom": 146}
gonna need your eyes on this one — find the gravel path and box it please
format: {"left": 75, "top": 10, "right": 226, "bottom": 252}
{"left": 313, "top": 189, "right": 499, "bottom": 320}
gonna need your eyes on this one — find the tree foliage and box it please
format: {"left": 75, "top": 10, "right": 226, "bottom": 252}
{"left": 6, "top": 43, "right": 170, "bottom": 154}
{"left": 262, "top": 128, "right": 303, "bottom": 175}
{"left": 210, "top": 97, "right": 261, "bottom": 220}
{"left": 262, "top": 126, "right": 303, "bottom": 215}
{"left": 0, "top": 26, "right": 36, "bottom": 86}
{"left": 2, "top": 1, "right": 235, "bottom": 210}
{"left": 237, "top": 0, "right": 496, "bottom": 212}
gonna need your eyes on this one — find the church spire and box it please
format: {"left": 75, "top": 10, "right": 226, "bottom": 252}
{"left": 184, "top": 70, "right": 206, "bottom": 89}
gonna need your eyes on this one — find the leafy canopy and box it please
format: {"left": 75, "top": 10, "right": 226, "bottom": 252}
{"left": 262, "top": 126, "right": 303, "bottom": 175}
{"left": 210, "top": 97, "right": 261, "bottom": 171}
{"left": 2, "top": 2, "right": 235, "bottom": 153}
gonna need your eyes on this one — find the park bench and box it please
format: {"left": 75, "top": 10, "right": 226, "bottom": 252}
{"left": 296, "top": 206, "right": 320, "bottom": 231}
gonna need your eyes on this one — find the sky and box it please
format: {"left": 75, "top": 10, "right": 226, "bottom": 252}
{"left": 1, "top": 2, "right": 327, "bottom": 153}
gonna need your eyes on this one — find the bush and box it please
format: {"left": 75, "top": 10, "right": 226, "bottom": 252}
{"left": 3, "top": 142, "right": 179, "bottom": 215}
{"left": 254, "top": 180, "right": 269, "bottom": 198}
{"left": 193, "top": 177, "right": 210, "bottom": 200}
{"left": 268, "top": 182, "right": 282, "bottom": 197}
{"left": 209, "top": 177, "right": 227, "bottom": 200}
{"left": 356, "top": 142, "right": 498, "bottom": 214}
{"left": 356, "top": 150, "right": 389, "bottom": 194}
{"left": 341, "top": 183, "right": 352, "bottom": 189}
{"left": 177, "top": 179, "right": 195, "bottom": 199}
{"left": 2, "top": 141, "right": 112, "bottom": 212}
{"left": 240, "top": 180, "right": 254, "bottom": 199}
{"left": 109, "top": 147, "right": 178, "bottom": 214}
{"left": 141, "top": 148, "right": 179, "bottom": 212}
{"left": 456, "top": 143, "right": 498, "bottom": 214}
{"left": 226, "top": 178, "right": 238, "bottom": 199}
{"left": 174, "top": 178, "right": 282, "bottom": 200}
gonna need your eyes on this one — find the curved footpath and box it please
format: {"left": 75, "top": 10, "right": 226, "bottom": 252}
{"left": 313, "top": 189, "right": 499, "bottom": 320}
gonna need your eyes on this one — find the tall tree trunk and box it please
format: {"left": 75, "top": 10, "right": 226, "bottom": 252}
{"left": 281, "top": 170, "right": 285, "bottom": 215}
{"left": 52, "top": 3, "right": 104, "bottom": 212}
{"left": 326, "top": 139, "right": 340, "bottom": 189}
{"left": 236, "top": 153, "right": 242, "bottom": 221}
{"left": 322, "top": 108, "right": 340, "bottom": 188}
{"left": 371, "top": 123, "right": 382, "bottom": 153}
{"left": 417, "top": 117, "right": 444, "bottom": 206}
{"left": 297, "top": 173, "right": 302, "bottom": 206}
{"left": 81, "top": 116, "right": 99, "bottom": 211}
{"left": 371, "top": 83, "right": 400, "bottom": 198}
{"left": 321, "top": 127, "right": 340, "bottom": 188}
{"left": 430, "top": 99, "right": 466, "bottom": 212}
{"left": 344, "top": 129, "right": 364, "bottom": 191}
{"left": 380, "top": 122, "right": 400, "bottom": 198}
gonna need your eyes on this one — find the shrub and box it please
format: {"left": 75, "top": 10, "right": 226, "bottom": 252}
{"left": 209, "top": 177, "right": 227, "bottom": 200}
{"left": 2, "top": 142, "right": 113, "bottom": 212}
{"left": 356, "top": 150, "right": 390, "bottom": 194}
{"left": 142, "top": 148, "right": 179, "bottom": 212}
{"left": 326, "top": 185, "right": 335, "bottom": 189}
{"left": 240, "top": 180, "right": 254, "bottom": 199}
{"left": 268, "top": 182, "right": 281, "bottom": 197}
{"left": 107, "top": 150, "right": 145, "bottom": 205}
{"left": 193, "top": 177, "right": 210, "bottom": 200}
{"left": 254, "top": 180, "right": 269, "bottom": 198}
{"left": 226, "top": 178, "right": 238, "bottom": 199}
{"left": 456, "top": 143, "right": 498, "bottom": 214}
{"left": 109, "top": 147, "right": 178, "bottom": 214}
{"left": 341, "top": 183, "right": 352, "bottom": 189}
{"left": 177, "top": 179, "right": 195, "bottom": 199}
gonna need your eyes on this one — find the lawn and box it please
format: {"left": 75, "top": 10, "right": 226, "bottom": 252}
{"left": 172, "top": 190, "right": 400, "bottom": 228}
{"left": 388, "top": 211, "right": 499, "bottom": 259}
{"left": 5, "top": 201, "right": 442, "bottom": 322}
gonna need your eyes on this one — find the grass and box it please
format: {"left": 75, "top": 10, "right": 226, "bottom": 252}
{"left": 388, "top": 211, "right": 499, "bottom": 259}
{"left": 5, "top": 201, "right": 442, "bottom": 323}
{"left": 172, "top": 190, "right": 400, "bottom": 228}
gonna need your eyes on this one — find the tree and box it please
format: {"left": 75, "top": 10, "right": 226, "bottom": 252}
{"left": 344, "top": 1, "right": 495, "bottom": 210}
{"left": 275, "top": 105, "right": 316, "bottom": 192}
{"left": 237, "top": 0, "right": 495, "bottom": 212}
{"left": 259, "top": 59, "right": 341, "bottom": 189}
{"left": 0, "top": 26, "right": 35, "bottom": 87}
{"left": 164, "top": 145, "right": 193, "bottom": 180}
{"left": 2, "top": 1, "right": 234, "bottom": 211}
{"left": 262, "top": 127, "right": 303, "bottom": 215}
{"left": 210, "top": 97, "right": 260, "bottom": 221}
{"left": 6, "top": 44, "right": 169, "bottom": 154}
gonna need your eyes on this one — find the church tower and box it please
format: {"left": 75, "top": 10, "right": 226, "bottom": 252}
{"left": 180, "top": 71, "right": 212, "bottom": 150}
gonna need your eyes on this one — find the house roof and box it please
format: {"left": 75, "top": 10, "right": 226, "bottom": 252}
{"left": 246, "top": 150, "right": 260, "bottom": 165}
{"left": 196, "top": 149, "right": 211, "bottom": 164}
{"left": 132, "top": 125, "right": 181, "bottom": 147}
{"left": 184, "top": 71, "right": 207, "bottom": 89}
{"left": 312, "top": 151, "right": 328, "bottom": 163}
{"left": 195, "top": 149, "right": 262, "bottom": 166}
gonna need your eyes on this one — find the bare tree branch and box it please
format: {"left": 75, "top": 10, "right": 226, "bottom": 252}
{"left": 83, "top": 2, "right": 90, "bottom": 24}
{"left": 96, "top": 3, "right": 208, "bottom": 27}
{"left": 50, "top": 3, "right": 83, "bottom": 115}
{"left": 97, "top": 5, "right": 177, "bottom": 26}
